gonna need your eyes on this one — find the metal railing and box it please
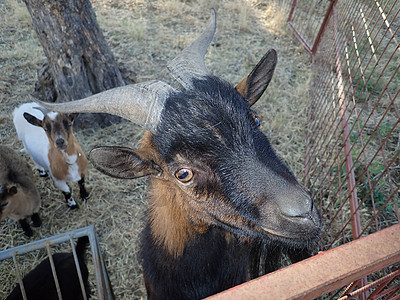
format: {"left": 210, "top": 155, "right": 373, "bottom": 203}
{"left": 207, "top": 224, "right": 400, "bottom": 300}
{"left": 0, "top": 225, "right": 114, "bottom": 300}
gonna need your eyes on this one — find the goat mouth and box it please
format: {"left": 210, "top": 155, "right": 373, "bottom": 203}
{"left": 260, "top": 226, "right": 292, "bottom": 239}
{"left": 259, "top": 219, "right": 321, "bottom": 242}
{"left": 56, "top": 144, "right": 67, "bottom": 151}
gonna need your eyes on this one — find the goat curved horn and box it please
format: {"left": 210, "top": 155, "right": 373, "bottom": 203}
{"left": 32, "top": 106, "right": 49, "bottom": 116}
{"left": 167, "top": 9, "right": 216, "bottom": 90}
{"left": 36, "top": 81, "right": 176, "bottom": 132}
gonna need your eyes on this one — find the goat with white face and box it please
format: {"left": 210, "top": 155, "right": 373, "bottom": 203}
{"left": 13, "top": 102, "right": 89, "bottom": 209}
{"left": 37, "top": 11, "right": 321, "bottom": 299}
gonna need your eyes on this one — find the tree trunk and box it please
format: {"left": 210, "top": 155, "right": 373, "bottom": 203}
{"left": 23, "top": 0, "right": 125, "bottom": 128}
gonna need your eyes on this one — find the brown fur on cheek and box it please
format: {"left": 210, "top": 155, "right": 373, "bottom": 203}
{"left": 140, "top": 131, "right": 210, "bottom": 257}
{"left": 148, "top": 176, "right": 212, "bottom": 257}
{"left": 148, "top": 178, "right": 191, "bottom": 257}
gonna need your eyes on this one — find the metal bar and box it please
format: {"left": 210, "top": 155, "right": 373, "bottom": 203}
{"left": 338, "top": 268, "right": 400, "bottom": 299}
{"left": 207, "top": 224, "right": 400, "bottom": 300}
{"left": 333, "top": 5, "right": 362, "bottom": 241}
{"left": 288, "top": 21, "right": 313, "bottom": 54}
{"left": 287, "top": 0, "right": 297, "bottom": 22}
{"left": 12, "top": 254, "right": 27, "bottom": 300}
{"left": 87, "top": 227, "right": 104, "bottom": 300}
{"left": 100, "top": 251, "right": 115, "bottom": 300}
{"left": 368, "top": 266, "right": 400, "bottom": 299}
{"left": 304, "top": 68, "right": 315, "bottom": 183}
{"left": 383, "top": 284, "right": 400, "bottom": 300}
{"left": 69, "top": 237, "right": 88, "bottom": 300}
{"left": 0, "top": 225, "right": 95, "bottom": 260}
{"left": 311, "top": 0, "right": 337, "bottom": 54}
{"left": 338, "top": 280, "right": 358, "bottom": 299}
{"left": 46, "top": 243, "right": 63, "bottom": 300}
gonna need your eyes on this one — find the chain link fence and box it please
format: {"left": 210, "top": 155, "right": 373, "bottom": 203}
{"left": 288, "top": 0, "right": 399, "bottom": 297}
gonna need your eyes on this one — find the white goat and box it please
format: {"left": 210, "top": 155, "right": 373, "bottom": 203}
{"left": 13, "top": 102, "right": 89, "bottom": 209}
{"left": 0, "top": 145, "right": 41, "bottom": 236}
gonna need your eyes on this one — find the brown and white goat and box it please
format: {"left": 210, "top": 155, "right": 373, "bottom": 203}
{"left": 0, "top": 145, "right": 41, "bottom": 236}
{"left": 13, "top": 102, "right": 89, "bottom": 209}
{"left": 38, "top": 10, "right": 322, "bottom": 299}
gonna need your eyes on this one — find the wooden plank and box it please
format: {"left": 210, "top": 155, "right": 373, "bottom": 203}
{"left": 207, "top": 224, "right": 400, "bottom": 300}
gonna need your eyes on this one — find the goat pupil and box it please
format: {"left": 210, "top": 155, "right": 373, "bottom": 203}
{"left": 179, "top": 171, "right": 189, "bottom": 179}
{"left": 175, "top": 168, "right": 193, "bottom": 182}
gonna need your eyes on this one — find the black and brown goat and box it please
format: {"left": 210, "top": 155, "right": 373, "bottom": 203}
{"left": 38, "top": 11, "right": 321, "bottom": 299}
{"left": 0, "top": 145, "right": 41, "bottom": 237}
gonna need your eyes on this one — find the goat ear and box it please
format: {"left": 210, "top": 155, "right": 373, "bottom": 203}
{"left": 23, "top": 112, "right": 43, "bottom": 127}
{"left": 235, "top": 49, "right": 277, "bottom": 106}
{"left": 89, "top": 146, "right": 161, "bottom": 179}
{"left": 69, "top": 113, "right": 79, "bottom": 122}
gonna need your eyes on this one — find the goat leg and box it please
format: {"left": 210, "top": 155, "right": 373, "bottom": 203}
{"left": 37, "top": 168, "right": 48, "bottom": 177}
{"left": 31, "top": 213, "right": 41, "bottom": 227}
{"left": 19, "top": 218, "right": 33, "bottom": 237}
{"left": 62, "top": 191, "right": 79, "bottom": 209}
{"left": 78, "top": 178, "right": 89, "bottom": 200}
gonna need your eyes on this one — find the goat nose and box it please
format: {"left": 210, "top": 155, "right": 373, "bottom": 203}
{"left": 279, "top": 192, "right": 313, "bottom": 218}
{"left": 282, "top": 195, "right": 320, "bottom": 225}
{"left": 56, "top": 138, "right": 65, "bottom": 148}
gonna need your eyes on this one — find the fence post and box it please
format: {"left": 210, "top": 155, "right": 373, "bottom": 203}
{"left": 312, "top": 0, "right": 338, "bottom": 54}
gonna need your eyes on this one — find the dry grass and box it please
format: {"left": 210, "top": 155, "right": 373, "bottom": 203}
{"left": 0, "top": 0, "right": 312, "bottom": 299}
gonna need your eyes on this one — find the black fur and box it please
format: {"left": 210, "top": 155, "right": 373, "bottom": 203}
{"left": 154, "top": 77, "right": 302, "bottom": 240}
{"left": 141, "top": 77, "right": 320, "bottom": 299}
{"left": 142, "top": 225, "right": 249, "bottom": 299}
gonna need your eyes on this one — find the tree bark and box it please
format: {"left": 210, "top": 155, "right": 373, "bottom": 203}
{"left": 23, "top": 0, "right": 125, "bottom": 128}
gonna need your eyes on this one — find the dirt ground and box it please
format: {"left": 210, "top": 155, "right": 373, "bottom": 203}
{"left": 0, "top": 0, "right": 312, "bottom": 298}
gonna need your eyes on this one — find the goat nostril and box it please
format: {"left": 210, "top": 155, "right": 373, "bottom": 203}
{"left": 56, "top": 139, "right": 65, "bottom": 147}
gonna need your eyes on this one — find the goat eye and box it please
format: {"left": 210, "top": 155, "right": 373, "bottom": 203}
{"left": 249, "top": 112, "right": 260, "bottom": 127}
{"left": 64, "top": 120, "right": 72, "bottom": 128}
{"left": 175, "top": 168, "right": 193, "bottom": 183}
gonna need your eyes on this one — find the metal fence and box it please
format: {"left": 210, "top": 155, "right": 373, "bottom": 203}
{"left": 288, "top": 0, "right": 399, "bottom": 298}
{"left": 0, "top": 225, "right": 114, "bottom": 300}
{"left": 291, "top": 0, "right": 400, "bottom": 248}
